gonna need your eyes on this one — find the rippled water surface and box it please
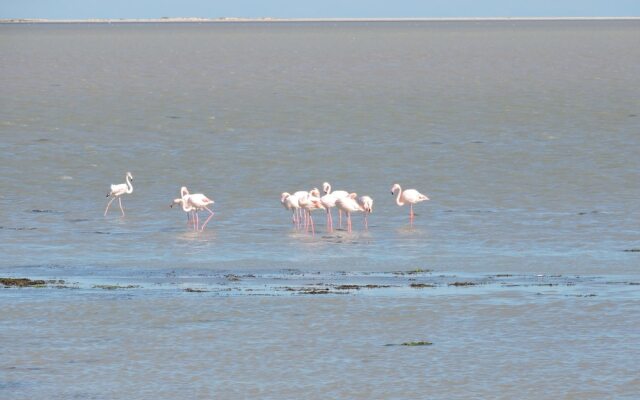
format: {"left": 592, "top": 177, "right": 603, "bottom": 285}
{"left": 1, "top": 20, "right": 639, "bottom": 399}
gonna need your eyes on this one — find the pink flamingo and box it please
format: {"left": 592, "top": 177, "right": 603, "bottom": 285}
{"left": 281, "top": 192, "right": 301, "bottom": 227}
{"left": 357, "top": 195, "right": 373, "bottom": 229}
{"left": 104, "top": 172, "right": 133, "bottom": 216}
{"left": 320, "top": 192, "right": 340, "bottom": 233}
{"left": 186, "top": 191, "right": 215, "bottom": 231}
{"left": 391, "top": 183, "right": 429, "bottom": 224}
{"left": 335, "top": 193, "right": 364, "bottom": 233}
{"left": 298, "top": 188, "right": 324, "bottom": 235}
{"left": 290, "top": 189, "right": 317, "bottom": 229}
{"left": 323, "top": 182, "right": 349, "bottom": 228}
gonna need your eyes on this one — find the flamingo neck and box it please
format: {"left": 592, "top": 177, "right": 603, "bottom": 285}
{"left": 181, "top": 200, "right": 192, "bottom": 213}
{"left": 395, "top": 187, "right": 404, "bottom": 206}
{"left": 126, "top": 175, "right": 133, "bottom": 193}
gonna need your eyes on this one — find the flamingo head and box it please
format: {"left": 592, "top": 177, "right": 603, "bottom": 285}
{"left": 170, "top": 198, "right": 182, "bottom": 208}
{"left": 281, "top": 192, "right": 291, "bottom": 203}
{"left": 360, "top": 196, "right": 373, "bottom": 212}
{"left": 391, "top": 183, "right": 401, "bottom": 195}
{"left": 126, "top": 172, "right": 133, "bottom": 181}
{"left": 310, "top": 188, "right": 321, "bottom": 197}
{"left": 322, "top": 182, "right": 330, "bottom": 194}
{"left": 180, "top": 186, "right": 189, "bottom": 198}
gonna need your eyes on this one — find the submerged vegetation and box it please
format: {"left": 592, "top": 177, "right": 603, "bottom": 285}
{"left": 1, "top": 277, "right": 46, "bottom": 287}
{"left": 92, "top": 284, "right": 140, "bottom": 290}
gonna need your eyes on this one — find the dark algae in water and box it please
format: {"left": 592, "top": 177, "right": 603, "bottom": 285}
{"left": 1, "top": 278, "right": 47, "bottom": 287}
{"left": 402, "top": 341, "right": 433, "bottom": 346}
{"left": 386, "top": 341, "right": 434, "bottom": 347}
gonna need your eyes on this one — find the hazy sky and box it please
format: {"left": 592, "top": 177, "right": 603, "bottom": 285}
{"left": 2, "top": 0, "right": 639, "bottom": 19}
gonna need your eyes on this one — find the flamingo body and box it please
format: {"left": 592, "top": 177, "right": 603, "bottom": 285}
{"left": 104, "top": 172, "right": 133, "bottom": 216}
{"left": 391, "top": 183, "right": 429, "bottom": 224}
{"left": 298, "top": 190, "right": 324, "bottom": 235}
{"left": 335, "top": 193, "right": 363, "bottom": 233}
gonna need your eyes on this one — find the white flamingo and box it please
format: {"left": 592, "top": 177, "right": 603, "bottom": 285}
{"left": 320, "top": 192, "right": 340, "bottom": 233}
{"left": 323, "top": 182, "right": 349, "bottom": 228}
{"left": 357, "top": 195, "right": 373, "bottom": 229}
{"left": 186, "top": 191, "right": 215, "bottom": 232}
{"left": 281, "top": 192, "right": 302, "bottom": 227}
{"left": 335, "top": 193, "right": 364, "bottom": 233}
{"left": 391, "top": 183, "right": 429, "bottom": 224}
{"left": 298, "top": 188, "right": 325, "bottom": 235}
{"left": 292, "top": 190, "right": 311, "bottom": 226}
{"left": 104, "top": 172, "right": 133, "bottom": 216}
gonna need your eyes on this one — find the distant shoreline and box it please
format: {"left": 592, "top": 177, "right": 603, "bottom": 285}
{"left": 2, "top": 16, "right": 639, "bottom": 24}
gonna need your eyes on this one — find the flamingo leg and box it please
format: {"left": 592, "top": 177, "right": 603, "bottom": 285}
{"left": 200, "top": 207, "right": 215, "bottom": 231}
{"left": 104, "top": 197, "right": 116, "bottom": 216}
{"left": 364, "top": 212, "right": 368, "bottom": 230}
{"left": 309, "top": 211, "right": 315, "bottom": 236}
{"left": 329, "top": 209, "right": 334, "bottom": 232}
{"left": 194, "top": 211, "right": 199, "bottom": 231}
{"left": 410, "top": 204, "right": 414, "bottom": 225}
{"left": 118, "top": 197, "right": 125, "bottom": 216}
{"left": 339, "top": 210, "right": 343, "bottom": 229}
{"left": 347, "top": 212, "right": 352, "bottom": 233}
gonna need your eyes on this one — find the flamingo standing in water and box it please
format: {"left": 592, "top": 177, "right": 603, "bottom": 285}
{"left": 323, "top": 182, "right": 349, "bottom": 228}
{"left": 104, "top": 172, "right": 133, "bottom": 216}
{"left": 357, "top": 195, "right": 373, "bottom": 229}
{"left": 391, "top": 183, "right": 429, "bottom": 224}
{"left": 298, "top": 188, "right": 324, "bottom": 235}
{"left": 335, "top": 193, "right": 364, "bottom": 233}
{"left": 281, "top": 192, "right": 301, "bottom": 227}
{"left": 186, "top": 190, "right": 215, "bottom": 231}
{"left": 320, "top": 191, "right": 340, "bottom": 233}
{"left": 292, "top": 190, "right": 311, "bottom": 227}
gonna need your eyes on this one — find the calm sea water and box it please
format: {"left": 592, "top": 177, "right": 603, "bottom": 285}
{"left": 1, "top": 21, "right": 639, "bottom": 399}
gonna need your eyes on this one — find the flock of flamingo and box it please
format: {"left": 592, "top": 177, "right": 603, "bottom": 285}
{"left": 104, "top": 172, "right": 430, "bottom": 233}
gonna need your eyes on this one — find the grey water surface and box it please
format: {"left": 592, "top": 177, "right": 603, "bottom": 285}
{"left": 1, "top": 20, "right": 639, "bottom": 399}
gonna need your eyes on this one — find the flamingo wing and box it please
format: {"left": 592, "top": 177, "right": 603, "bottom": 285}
{"left": 403, "top": 189, "right": 429, "bottom": 203}
{"left": 110, "top": 183, "right": 127, "bottom": 196}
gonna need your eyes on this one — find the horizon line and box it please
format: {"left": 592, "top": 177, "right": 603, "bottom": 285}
{"left": 2, "top": 16, "right": 640, "bottom": 24}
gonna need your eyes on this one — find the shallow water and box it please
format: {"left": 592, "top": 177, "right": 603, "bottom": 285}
{"left": 1, "top": 20, "right": 639, "bottom": 398}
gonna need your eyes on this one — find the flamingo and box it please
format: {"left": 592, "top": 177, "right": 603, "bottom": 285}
{"left": 291, "top": 190, "right": 309, "bottom": 226}
{"left": 281, "top": 192, "right": 301, "bottom": 227}
{"left": 104, "top": 172, "right": 133, "bottom": 216}
{"left": 335, "top": 193, "right": 364, "bottom": 233}
{"left": 357, "top": 195, "right": 373, "bottom": 229}
{"left": 186, "top": 190, "right": 215, "bottom": 231}
{"left": 323, "top": 182, "right": 349, "bottom": 228}
{"left": 320, "top": 192, "right": 340, "bottom": 233}
{"left": 391, "top": 183, "right": 429, "bottom": 224}
{"left": 298, "top": 188, "right": 324, "bottom": 235}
